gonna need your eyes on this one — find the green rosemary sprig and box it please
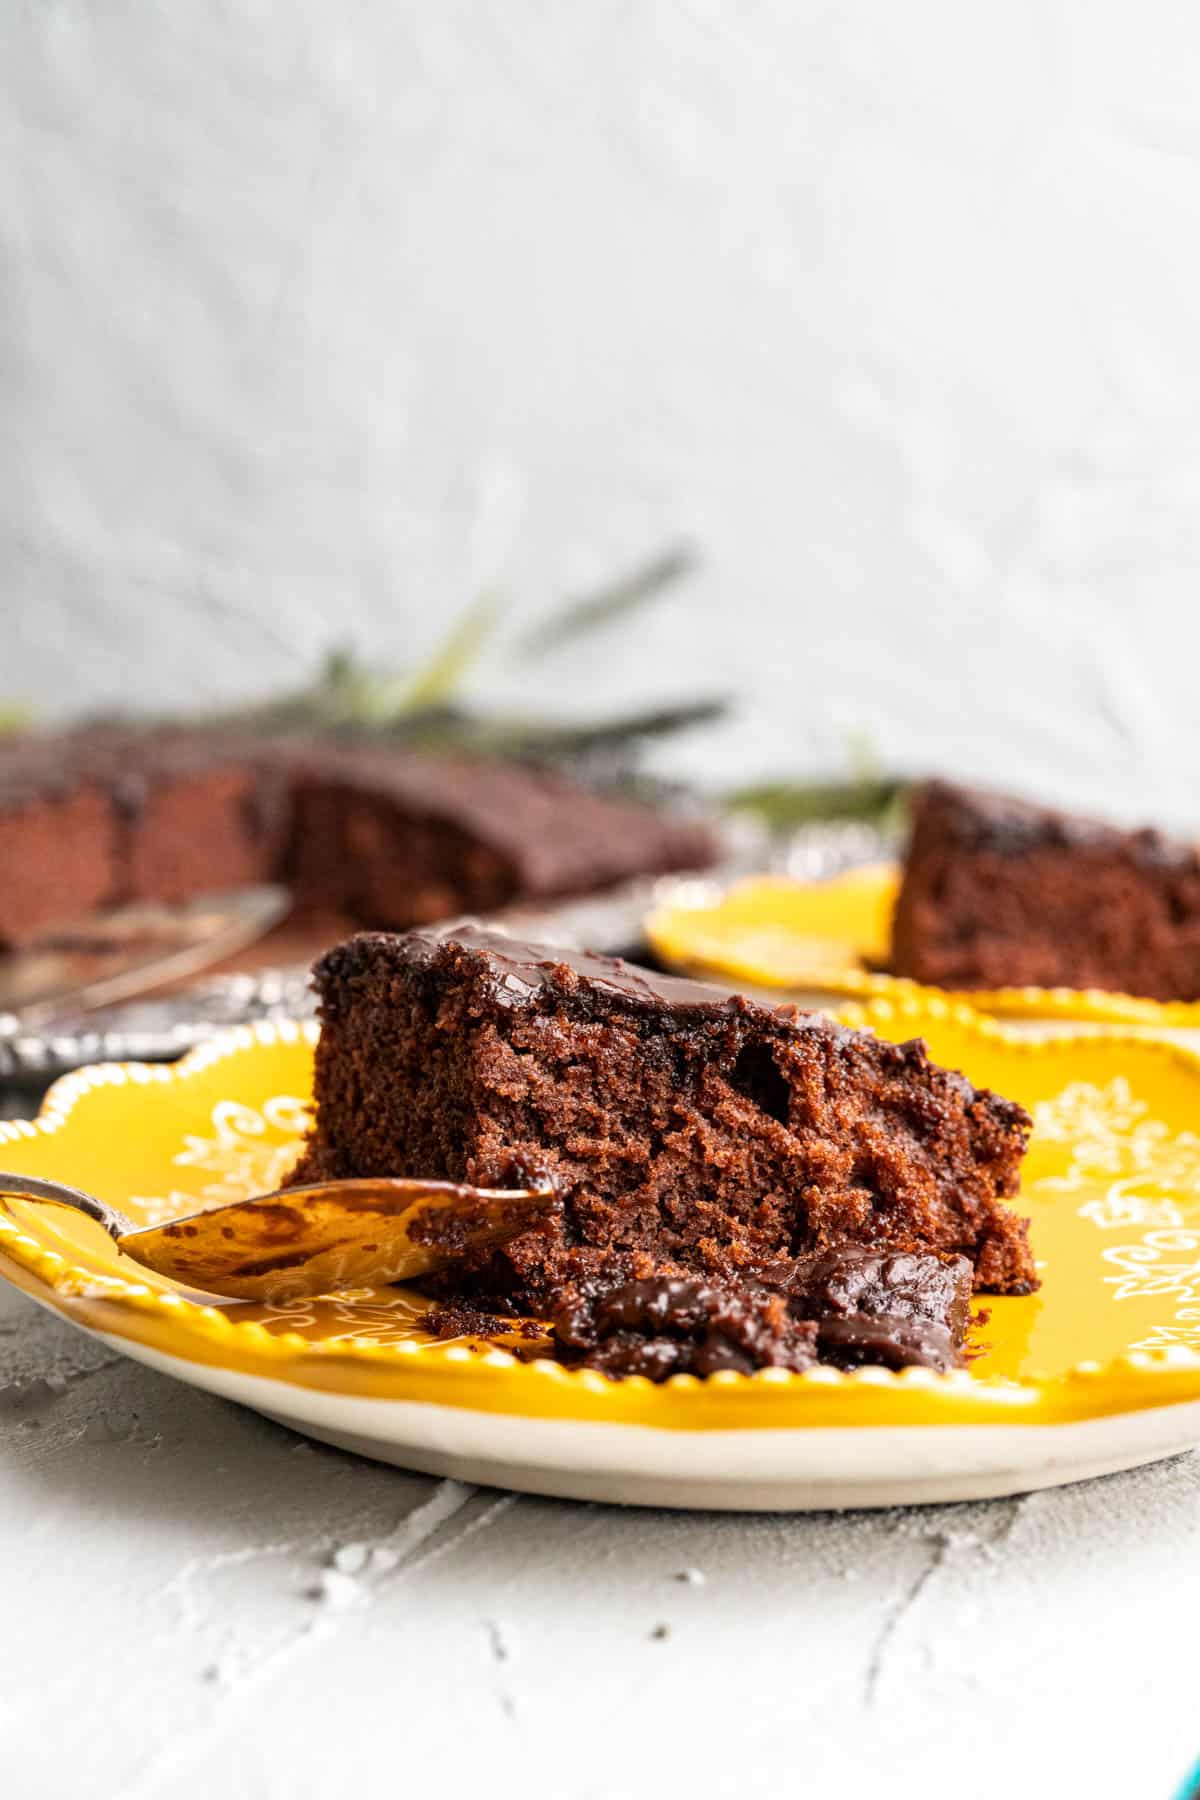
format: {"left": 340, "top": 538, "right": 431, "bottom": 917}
{"left": 0, "top": 704, "right": 32, "bottom": 737}
{"left": 397, "top": 592, "right": 504, "bottom": 712}
{"left": 726, "top": 776, "right": 906, "bottom": 831}
{"left": 513, "top": 543, "right": 697, "bottom": 658}
{"left": 168, "top": 543, "right": 720, "bottom": 764}
{"left": 5, "top": 547, "right": 905, "bottom": 829}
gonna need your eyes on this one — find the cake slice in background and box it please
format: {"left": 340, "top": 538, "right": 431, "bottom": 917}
{"left": 293, "top": 925, "right": 1036, "bottom": 1334}
{"left": 892, "top": 779, "right": 1200, "bottom": 1001}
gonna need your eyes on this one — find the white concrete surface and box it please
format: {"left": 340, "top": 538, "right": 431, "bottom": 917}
{"left": 6, "top": 3, "right": 1200, "bottom": 825}
{"left": 3, "top": 1273, "right": 1200, "bottom": 1800}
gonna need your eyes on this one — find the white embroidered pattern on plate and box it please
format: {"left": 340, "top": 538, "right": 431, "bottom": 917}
{"left": 1033, "top": 1078, "right": 1200, "bottom": 1351}
{"left": 126, "top": 1092, "right": 487, "bottom": 1349}
{"left": 129, "top": 1095, "right": 311, "bottom": 1226}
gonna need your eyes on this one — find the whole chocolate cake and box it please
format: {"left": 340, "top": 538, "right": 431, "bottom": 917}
{"left": 0, "top": 731, "right": 715, "bottom": 950}
{"left": 291, "top": 925, "right": 1036, "bottom": 1377}
{"left": 893, "top": 779, "right": 1200, "bottom": 1000}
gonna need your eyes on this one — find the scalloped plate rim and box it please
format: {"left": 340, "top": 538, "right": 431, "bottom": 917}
{"left": 74, "top": 1333, "right": 1200, "bottom": 1510}
{"left": 2, "top": 1013, "right": 1200, "bottom": 1445}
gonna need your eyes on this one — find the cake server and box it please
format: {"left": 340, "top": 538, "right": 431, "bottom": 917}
{"left": 0, "top": 1170, "right": 558, "bottom": 1302}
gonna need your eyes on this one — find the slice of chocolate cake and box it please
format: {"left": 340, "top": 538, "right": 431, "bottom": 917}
{"left": 293, "top": 927, "right": 1036, "bottom": 1340}
{"left": 893, "top": 779, "right": 1200, "bottom": 1000}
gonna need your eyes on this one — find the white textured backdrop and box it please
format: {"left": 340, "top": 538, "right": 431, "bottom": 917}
{"left": 6, "top": 2, "right": 1200, "bottom": 822}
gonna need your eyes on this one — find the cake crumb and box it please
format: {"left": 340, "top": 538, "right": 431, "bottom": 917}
{"left": 649, "top": 1622, "right": 671, "bottom": 1641}
{"left": 673, "top": 1567, "right": 706, "bottom": 1586}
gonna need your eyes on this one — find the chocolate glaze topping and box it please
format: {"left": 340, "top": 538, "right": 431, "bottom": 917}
{"left": 922, "top": 779, "right": 1200, "bottom": 871}
{"left": 313, "top": 924, "right": 1029, "bottom": 1140}
{"left": 546, "top": 1248, "right": 973, "bottom": 1380}
{"left": 552, "top": 1274, "right": 820, "bottom": 1379}
{"left": 322, "top": 920, "right": 775, "bottom": 1014}
{"left": 283, "top": 744, "right": 715, "bottom": 894}
{"left": 788, "top": 1247, "right": 973, "bottom": 1338}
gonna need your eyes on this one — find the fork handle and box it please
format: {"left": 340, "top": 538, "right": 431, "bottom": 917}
{"left": 0, "top": 1172, "right": 136, "bottom": 1242}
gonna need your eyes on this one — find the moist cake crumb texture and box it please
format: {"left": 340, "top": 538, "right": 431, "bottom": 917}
{"left": 292, "top": 925, "right": 1036, "bottom": 1378}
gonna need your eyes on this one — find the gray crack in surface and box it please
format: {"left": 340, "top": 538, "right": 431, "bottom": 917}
{"left": 862, "top": 1532, "right": 951, "bottom": 1707}
{"left": 861, "top": 1496, "right": 1030, "bottom": 1706}
{"left": 119, "top": 1481, "right": 518, "bottom": 1799}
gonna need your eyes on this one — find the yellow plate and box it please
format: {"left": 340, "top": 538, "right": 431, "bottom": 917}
{"left": 6, "top": 1009, "right": 1200, "bottom": 1507}
{"left": 646, "top": 864, "right": 1200, "bottom": 1027}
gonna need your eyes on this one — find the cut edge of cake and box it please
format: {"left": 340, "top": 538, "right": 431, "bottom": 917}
{"left": 893, "top": 778, "right": 1200, "bottom": 1000}
{"left": 292, "top": 925, "right": 1037, "bottom": 1315}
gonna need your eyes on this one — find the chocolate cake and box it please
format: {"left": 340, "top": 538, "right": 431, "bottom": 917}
{"left": 292, "top": 926, "right": 1035, "bottom": 1376}
{"left": 0, "top": 740, "right": 117, "bottom": 949}
{"left": 0, "top": 730, "right": 287, "bottom": 949}
{"left": 0, "top": 732, "right": 715, "bottom": 950}
{"left": 110, "top": 736, "right": 290, "bottom": 908}
{"left": 284, "top": 745, "right": 714, "bottom": 930}
{"left": 893, "top": 779, "right": 1200, "bottom": 1000}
